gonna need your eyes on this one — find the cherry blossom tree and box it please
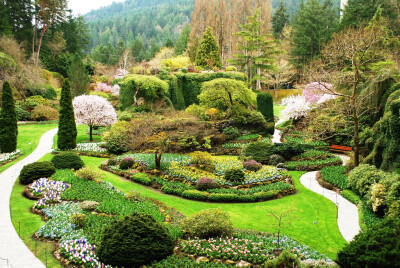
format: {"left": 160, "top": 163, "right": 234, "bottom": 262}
{"left": 303, "top": 82, "right": 333, "bottom": 103}
{"left": 73, "top": 95, "right": 117, "bottom": 141}
{"left": 281, "top": 95, "right": 311, "bottom": 120}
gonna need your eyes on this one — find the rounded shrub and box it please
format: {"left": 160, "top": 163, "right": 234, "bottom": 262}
{"left": 119, "top": 156, "right": 134, "bottom": 170}
{"left": 347, "top": 164, "right": 385, "bottom": 196}
{"left": 269, "top": 154, "right": 285, "bottom": 166}
{"left": 180, "top": 208, "right": 234, "bottom": 239}
{"left": 97, "top": 213, "right": 174, "bottom": 267}
{"left": 196, "top": 177, "right": 218, "bottom": 191}
{"left": 242, "top": 141, "right": 273, "bottom": 164}
{"left": 107, "top": 158, "right": 118, "bottom": 166}
{"left": 336, "top": 218, "right": 400, "bottom": 268}
{"left": 51, "top": 152, "right": 84, "bottom": 170}
{"left": 243, "top": 160, "right": 262, "bottom": 171}
{"left": 225, "top": 66, "right": 237, "bottom": 72}
{"left": 224, "top": 168, "right": 245, "bottom": 183}
{"left": 265, "top": 250, "right": 301, "bottom": 268}
{"left": 190, "top": 151, "right": 215, "bottom": 170}
{"left": 223, "top": 126, "right": 240, "bottom": 139}
{"left": 19, "top": 161, "right": 56, "bottom": 185}
{"left": 70, "top": 213, "right": 86, "bottom": 228}
{"left": 79, "top": 201, "right": 99, "bottom": 212}
{"left": 30, "top": 105, "right": 59, "bottom": 121}
{"left": 75, "top": 166, "right": 103, "bottom": 180}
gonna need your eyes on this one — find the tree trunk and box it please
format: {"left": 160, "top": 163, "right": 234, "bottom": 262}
{"left": 352, "top": 71, "right": 360, "bottom": 167}
{"left": 89, "top": 125, "right": 93, "bottom": 142}
{"left": 36, "top": 28, "right": 46, "bottom": 64}
{"left": 155, "top": 152, "right": 162, "bottom": 170}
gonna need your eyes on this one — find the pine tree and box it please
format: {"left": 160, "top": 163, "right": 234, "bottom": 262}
{"left": 272, "top": 0, "right": 289, "bottom": 39}
{"left": 230, "top": 9, "right": 277, "bottom": 89}
{"left": 257, "top": 92, "right": 274, "bottom": 123}
{"left": 163, "top": 37, "right": 174, "bottom": 48}
{"left": 68, "top": 54, "right": 90, "bottom": 97}
{"left": 195, "top": 27, "right": 222, "bottom": 69}
{"left": 0, "top": 81, "right": 18, "bottom": 153}
{"left": 174, "top": 23, "right": 190, "bottom": 55}
{"left": 57, "top": 79, "right": 77, "bottom": 150}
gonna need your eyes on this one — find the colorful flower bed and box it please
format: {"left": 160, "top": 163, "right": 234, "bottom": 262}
{"left": 0, "top": 149, "right": 21, "bottom": 166}
{"left": 53, "top": 142, "right": 112, "bottom": 158}
{"left": 179, "top": 230, "right": 331, "bottom": 264}
{"left": 29, "top": 178, "right": 70, "bottom": 209}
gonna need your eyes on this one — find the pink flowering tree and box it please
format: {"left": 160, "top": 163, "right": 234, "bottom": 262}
{"left": 303, "top": 82, "right": 333, "bottom": 103}
{"left": 73, "top": 95, "right": 118, "bottom": 141}
{"left": 281, "top": 95, "right": 311, "bottom": 120}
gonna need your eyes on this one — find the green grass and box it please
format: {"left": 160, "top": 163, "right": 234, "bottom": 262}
{"left": 52, "top": 124, "right": 101, "bottom": 149}
{"left": 0, "top": 124, "right": 57, "bottom": 174}
{"left": 273, "top": 104, "right": 285, "bottom": 118}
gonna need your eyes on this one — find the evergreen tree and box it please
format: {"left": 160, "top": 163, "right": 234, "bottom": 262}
{"left": 57, "top": 79, "right": 77, "bottom": 150}
{"left": 175, "top": 23, "right": 190, "bottom": 55}
{"left": 163, "top": 37, "right": 174, "bottom": 48}
{"left": 272, "top": 0, "right": 289, "bottom": 39}
{"left": 149, "top": 38, "right": 160, "bottom": 58}
{"left": 230, "top": 9, "right": 278, "bottom": 89}
{"left": 257, "top": 92, "right": 274, "bottom": 123}
{"left": 131, "top": 35, "right": 145, "bottom": 62}
{"left": 68, "top": 54, "right": 90, "bottom": 97}
{"left": 291, "top": 0, "right": 339, "bottom": 69}
{"left": 0, "top": 81, "right": 18, "bottom": 153}
{"left": 195, "top": 27, "right": 222, "bottom": 69}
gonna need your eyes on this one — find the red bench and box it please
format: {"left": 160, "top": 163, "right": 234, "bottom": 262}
{"left": 330, "top": 144, "right": 353, "bottom": 152}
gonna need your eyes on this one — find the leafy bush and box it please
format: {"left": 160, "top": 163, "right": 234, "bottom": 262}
{"left": 243, "top": 141, "right": 273, "bottom": 164}
{"left": 79, "top": 201, "right": 99, "bottom": 212}
{"left": 97, "top": 213, "right": 175, "bottom": 267}
{"left": 224, "top": 168, "right": 245, "bottom": 183}
{"left": 265, "top": 250, "right": 301, "bottom": 268}
{"left": 347, "top": 164, "right": 385, "bottom": 196}
{"left": 223, "top": 126, "right": 240, "bottom": 139}
{"left": 225, "top": 66, "right": 237, "bottom": 72}
{"left": 102, "top": 121, "right": 130, "bottom": 154}
{"left": 131, "top": 173, "right": 151, "bottom": 185}
{"left": 336, "top": 218, "right": 400, "bottom": 268}
{"left": 107, "top": 159, "right": 117, "bottom": 166}
{"left": 51, "top": 152, "right": 84, "bottom": 170}
{"left": 196, "top": 177, "right": 218, "bottom": 191}
{"left": 181, "top": 190, "right": 209, "bottom": 201}
{"left": 272, "top": 143, "right": 306, "bottom": 160}
{"left": 180, "top": 208, "right": 234, "bottom": 239}
{"left": 119, "top": 156, "right": 134, "bottom": 170}
{"left": 18, "top": 95, "right": 47, "bottom": 111}
{"left": 19, "top": 161, "right": 56, "bottom": 185}
{"left": 341, "top": 190, "right": 361, "bottom": 205}
{"left": 15, "top": 106, "right": 31, "bottom": 121}
{"left": 75, "top": 166, "right": 103, "bottom": 180}
{"left": 269, "top": 154, "right": 285, "bottom": 166}
{"left": 30, "top": 105, "right": 59, "bottom": 121}
{"left": 70, "top": 213, "right": 86, "bottom": 228}
{"left": 189, "top": 151, "right": 214, "bottom": 170}
{"left": 243, "top": 160, "right": 262, "bottom": 171}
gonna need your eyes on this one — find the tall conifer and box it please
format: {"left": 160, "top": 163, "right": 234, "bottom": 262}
{"left": 57, "top": 79, "right": 77, "bottom": 150}
{"left": 0, "top": 81, "right": 18, "bottom": 153}
{"left": 272, "top": 0, "right": 289, "bottom": 39}
{"left": 195, "top": 27, "right": 222, "bottom": 69}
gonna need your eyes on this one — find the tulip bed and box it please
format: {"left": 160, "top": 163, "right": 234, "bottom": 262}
{"left": 0, "top": 149, "right": 21, "bottom": 166}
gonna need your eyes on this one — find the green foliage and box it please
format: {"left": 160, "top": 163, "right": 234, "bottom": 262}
{"left": 223, "top": 126, "right": 240, "bottom": 140}
{"left": 195, "top": 27, "right": 222, "bottom": 69}
{"left": 15, "top": 106, "right": 31, "bottom": 121}
{"left": 0, "top": 81, "right": 18, "bottom": 153}
{"left": 341, "top": 190, "right": 361, "bottom": 205}
{"left": 57, "top": 79, "right": 77, "bottom": 150}
{"left": 199, "top": 78, "right": 256, "bottom": 111}
{"left": 131, "top": 173, "right": 151, "bottom": 185}
{"left": 175, "top": 23, "right": 191, "bottom": 55}
{"left": 225, "top": 66, "right": 237, "bottom": 72}
{"left": 79, "top": 201, "right": 99, "bottom": 212}
{"left": 189, "top": 151, "right": 214, "bottom": 170}
{"left": 224, "top": 168, "right": 245, "bottom": 183}
{"left": 157, "top": 71, "right": 185, "bottom": 110}
{"left": 18, "top": 95, "right": 47, "bottom": 112}
{"left": 150, "top": 255, "right": 232, "bottom": 267}
{"left": 26, "top": 85, "right": 57, "bottom": 99}
{"left": 180, "top": 208, "right": 234, "bottom": 239}
{"left": 119, "top": 74, "right": 168, "bottom": 110}
{"left": 265, "top": 250, "right": 301, "bottom": 268}
{"left": 269, "top": 154, "right": 285, "bottom": 166}
{"left": 181, "top": 190, "right": 209, "bottom": 201}
{"left": 272, "top": 0, "right": 290, "bottom": 38}
{"left": 89, "top": 91, "right": 110, "bottom": 100}
{"left": 19, "top": 161, "right": 56, "bottom": 185}
{"left": 119, "top": 157, "right": 134, "bottom": 170}
{"left": 336, "top": 218, "right": 400, "bottom": 268}
{"left": 97, "top": 213, "right": 175, "bottom": 267}
{"left": 347, "top": 164, "right": 384, "bottom": 196}
{"left": 70, "top": 213, "right": 86, "bottom": 228}
{"left": 286, "top": 156, "right": 342, "bottom": 171}
{"left": 243, "top": 141, "right": 274, "bottom": 164}
{"left": 75, "top": 166, "right": 103, "bottom": 181}
{"left": 51, "top": 152, "right": 84, "bottom": 170}
{"left": 257, "top": 92, "right": 274, "bottom": 123}
{"left": 320, "top": 166, "right": 348, "bottom": 190}
{"left": 30, "top": 105, "right": 59, "bottom": 121}
{"left": 68, "top": 54, "right": 90, "bottom": 97}
{"left": 102, "top": 121, "right": 130, "bottom": 154}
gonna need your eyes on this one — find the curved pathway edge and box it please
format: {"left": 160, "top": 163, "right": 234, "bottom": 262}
{"left": 0, "top": 128, "right": 58, "bottom": 268}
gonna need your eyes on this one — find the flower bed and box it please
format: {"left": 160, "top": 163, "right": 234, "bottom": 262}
{"left": 29, "top": 178, "right": 70, "bottom": 209}
{"left": 285, "top": 156, "right": 342, "bottom": 171}
{"left": 179, "top": 230, "right": 331, "bottom": 264}
{"left": 0, "top": 149, "right": 21, "bottom": 166}
{"left": 53, "top": 142, "right": 112, "bottom": 158}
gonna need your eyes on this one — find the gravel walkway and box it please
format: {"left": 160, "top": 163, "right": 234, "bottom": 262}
{"left": 0, "top": 128, "right": 57, "bottom": 268}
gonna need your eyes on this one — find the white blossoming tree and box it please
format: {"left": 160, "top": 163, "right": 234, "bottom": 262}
{"left": 73, "top": 95, "right": 118, "bottom": 141}
{"left": 281, "top": 95, "right": 311, "bottom": 120}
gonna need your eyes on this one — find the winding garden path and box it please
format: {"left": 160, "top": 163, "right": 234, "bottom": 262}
{"left": 272, "top": 120, "right": 360, "bottom": 242}
{"left": 0, "top": 128, "right": 57, "bottom": 268}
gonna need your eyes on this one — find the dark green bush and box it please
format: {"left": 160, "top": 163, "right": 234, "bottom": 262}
{"left": 57, "top": 79, "right": 77, "bottom": 150}
{"left": 336, "top": 218, "right": 400, "bottom": 268}
{"left": 320, "top": 165, "right": 348, "bottom": 189}
{"left": 223, "top": 126, "right": 240, "bottom": 139}
{"left": 15, "top": 106, "right": 31, "bottom": 121}
{"left": 0, "top": 81, "right": 18, "bottom": 153}
{"left": 119, "top": 156, "right": 134, "bottom": 169}
{"left": 97, "top": 213, "right": 175, "bottom": 267}
{"left": 43, "top": 85, "right": 57, "bottom": 99}
{"left": 107, "top": 159, "right": 117, "bottom": 166}
{"left": 341, "top": 190, "right": 361, "bottom": 205}
{"left": 257, "top": 92, "right": 274, "bottom": 122}
{"left": 272, "top": 143, "right": 306, "bottom": 160}
{"left": 347, "top": 164, "right": 385, "bottom": 196}
{"left": 180, "top": 208, "right": 234, "bottom": 238}
{"left": 224, "top": 168, "right": 245, "bottom": 183}
{"left": 209, "top": 193, "right": 240, "bottom": 202}
{"left": 269, "top": 154, "right": 285, "bottom": 166}
{"left": 19, "top": 161, "right": 56, "bottom": 185}
{"left": 51, "top": 152, "right": 84, "bottom": 170}
{"left": 243, "top": 141, "right": 273, "bottom": 164}
{"left": 182, "top": 190, "right": 209, "bottom": 201}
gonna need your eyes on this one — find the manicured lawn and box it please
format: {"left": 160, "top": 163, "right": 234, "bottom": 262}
{"left": 274, "top": 104, "right": 285, "bottom": 119}
{"left": 0, "top": 124, "right": 57, "bottom": 174}
{"left": 52, "top": 124, "right": 101, "bottom": 149}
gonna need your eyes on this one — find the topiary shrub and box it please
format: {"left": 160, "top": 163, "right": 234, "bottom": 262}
{"left": 243, "top": 141, "right": 273, "bottom": 164}
{"left": 79, "top": 201, "right": 99, "bottom": 212}
{"left": 265, "top": 250, "right": 301, "bottom": 268}
{"left": 51, "top": 152, "right": 84, "bottom": 170}
{"left": 269, "top": 154, "right": 285, "bottom": 166}
{"left": 243, "top": 160, "right": 262, "bottom": 171}
{"left": 119, "top": 156, "right": 134, "bottom": 170}
{"left": 97, "top": 213, "right": 175, "bottom": 267}
{"left": 336, "top": 218, "right": 400, "bottom": 268}
{"left": 224, "top": 168, "right": 245, "bottom": 183}
{"left": 57, "top": 79, "right": 77, "bottom": 150}
{"left": 19, "top": 161, "right": 56, "bottom": 185}
{"left": 257, "top": 92, "right": 274, "bottom": 123}
{"left": 196, "top": 177, "right": 218, "bottom": 191}
{"left": 75, "top": 166, "right": 103, "bottom": 180}
{"left": 0, "top": 81, "right": 18, "bottom": 153}
{"left": 180, "top": 208, "right": 234, "bottom": 238}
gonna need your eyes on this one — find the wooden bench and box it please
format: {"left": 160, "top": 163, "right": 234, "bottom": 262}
{"left": 330, "top": 144, "right": 353, "bottom": 153}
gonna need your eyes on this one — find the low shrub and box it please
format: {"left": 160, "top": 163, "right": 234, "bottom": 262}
{"left": 19, "top": 161, "right": 56, "bottom": 185}
{"left": 30, "top": 105, "right": 59, "bottom": 121}
{"left": 242, "top": 141, "right": 273, "bottom": 164}
{"left": 347, "top": 164, "right": 385, "bottom": 196}
{"left": 225, "top": 66, "right": 237, "bottom": 72}
{"left": 79, "top": 201, "right": 99, "bottom": 212}
{"left": 272, "top": 143, "right": 306, "bottom": 160}
{"left": 16, "top": 106, "right": 31, "bottom": 121}
{"left": 181, "top": 190, "right": 209, "bottom": 201}
{"left": 119, "top": 156, "right": 134, "bottom": 170}
{"left": 131, "top": 173, "right": 151, "bottom": 185}
{"left": 189, "top": 151, "right": 214, "bottom": 170}
{"left": 51, "top": 152, "right": 84, "bottom": 170}
{"left": 253, "top": 190, "right": 276, "bottom": 200}
{"left": 70, "top": 213, "right": 86, "bottom": 228}
{"left": 341, "top": 190, "right": 361, "bottom": 205}
{"left": 107, "top": 159, "right": 117, "bottom": 166}
{"left": 223, "top": 126, "right": 240, "bottom": 139}
{"left": 209, "top": 193, "right": 240, "bottom": 202}
{"left": 180, "top": 208, "right": 234, "bottom": 239}
{"left": 97, "top": 213, "right": 175, "bottom": 267}
{"left": 75, "top": 166, "right": 103, "bottom": 181}
{"left": 224, "top": 168, "right": 245, "bottom": 183}
{"left": 269, "top": 154, "right": 284, "bottom": 166}
{"left": 265, "top": 250, "right": 301, "bottom": 268}
{"left": 196, "top": 177, "right": 218, "bottom": 191}
{"left": 243, "top": 160, "right": 262, "bottom": 171}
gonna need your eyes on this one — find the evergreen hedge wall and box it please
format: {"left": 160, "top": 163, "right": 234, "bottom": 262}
{"left": 257, "top": 92, "right": 274, "bottom": 122}
{"left": 0, "top": 81, "right": 18, "bottom": 153}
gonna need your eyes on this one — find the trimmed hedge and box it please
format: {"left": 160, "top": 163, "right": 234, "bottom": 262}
{"left": 51, "top": 152, "right": 84, "bottom": 170}
{"left": 257, "top": 92, "right": 274, "bottom": 123}
{"left": 19, "top": 161, "right": 56, "bottom": 185}
{"left": 341, "top": 190, "right": 361, "bottom": 205}
{"left": 0, "top": 81, "right": 18, "bottom": 153}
